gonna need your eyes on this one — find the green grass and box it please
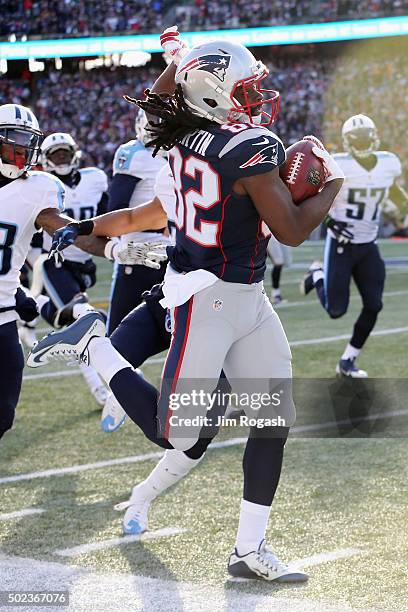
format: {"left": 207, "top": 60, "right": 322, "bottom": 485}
{"left": 0, "top": 239, "right": 407, "bottom": 611}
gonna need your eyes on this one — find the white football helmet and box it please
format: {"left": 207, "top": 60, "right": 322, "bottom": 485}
{"left": 175, "top": 41, "right": 279, "bottom": 126}
{"left": 135, "top": 108, "right": 166, "bottom": 157}
{"left": 41, "top": 132, "right": 81, "bottom": 175}
{"left": 342, "top": 114, "right": 380, "bottom": 158}
{"left": 0, "top": 103, "right": 43, "bottom": 179}
{"left": 135, "top": 109, "right": 148, "bottom": 145}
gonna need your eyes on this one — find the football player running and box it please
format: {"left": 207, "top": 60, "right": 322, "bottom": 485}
{"left": 0, "top": 104, "right": 108, "bottom": 439}
{"left": 28, "top": 32, "right": 344, "bottom": 583}
{"left": 38, "top": 132, "right": 110, "bottom": 405}
{"left": 301, "top": 114, "right": 408, "bottom": 377}
{"left": 0, "top": 104, "right": 164, "bottom": 439}
{"left": 106, "top": 111, "right": 167, "bottom": 335}
{"left": 267, "top": 234, "right": 292, "bottom": 305}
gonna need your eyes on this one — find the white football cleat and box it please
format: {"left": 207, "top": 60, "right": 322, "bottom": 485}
{"left": 336, "top": 358, "right": 368, "bottom": 378}
{"left": 18, "top": 323, "right": 38, "bottom": 349}
{"left": 101, "top": 368, "right": 144, "bottom": 432}
{"left": 91, "top": 384, "right": 109, "bottom": 407}
{"left": 228, "top": 540, "right": 308, "bottom": 583}
{"left": 115, "top": 484, "right": 150, "bottom": 535}
{"left": 101, "top": 392, "right": 126, "bottom": 432}
{"left": 271, "top": 293, "right": 287, "bottom": 307}
{"left": 300, "top": 260, "right": 323, "bottom": 295}
{"left": 27, "top": 311, "right": 105, "bottom": 368}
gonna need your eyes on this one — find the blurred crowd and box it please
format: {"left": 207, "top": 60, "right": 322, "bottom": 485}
{"left": 0, "top": 0, "right": 167, "bottom": 38}
{"left": 0, "top": 47, "right": 406, "bottom": 180}
{"left": 175, "top": 0, "right": 407, "bottom": 30}
{"left": 0, "top": 0, "right": 406, "bottom": 38}
{"left": 0, "top": 66, "right": 160, "bottom": 171}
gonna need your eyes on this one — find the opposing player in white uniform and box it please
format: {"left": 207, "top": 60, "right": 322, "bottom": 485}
{"left": 0, "top": 104, "right": 111, "bottom": 439}
{"left": 301, "top": 114, "right": 407, "bottom": 376}
{"left": 0, "top": 105, "right": 166, "bottom": 438}
{"left": 107, "top": 111, "right": 167, "bottom": 334}
{"left": 34, "top": 133, "right": 110, "bottom": 405}
{"left": 266, "top": 235, "right": 292, "bottom": 305}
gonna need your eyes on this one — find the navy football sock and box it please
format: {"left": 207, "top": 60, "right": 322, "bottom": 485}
{"left": 271, "top": 265, "right": 282, "bottom": 290}
{"left": 314, "top": 278, "right": 326, "bottom": 309}
{"left": 350, "top": 307, "right": 379, "bottom": 350}
{"left": 109, "top": 368, "right": 172, "bottom": 449}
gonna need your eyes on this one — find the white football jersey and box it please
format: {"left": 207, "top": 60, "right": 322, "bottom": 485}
{"left": 154, "top": 162, "right": 176, "bottom": 245}
{"left": 0, "top": 171, "right": 65, "bottom": 326}
{"left": 113, "top": 139, "right": 166, "bottom": 246}
{"left": 42, "top": 167, "right": 108, "bottom": 263}
{"left": 330, "top": 152, "right": 402, "bottom": 243}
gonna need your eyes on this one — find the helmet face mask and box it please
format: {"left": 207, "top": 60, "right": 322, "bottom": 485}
{"left": 176, "top": 41, "right": 280, "bottom": 127}
{"left": 0, "top": 104, "right": 43, "bottom": 179}
{"left": 342, "top": 114, "right": 380, "bottom": 159}
{"left": 229, "top": 71, "right": 280, "bottom": 126}
{"left": 41, "top": 132, "right": 81, "bottom": 176}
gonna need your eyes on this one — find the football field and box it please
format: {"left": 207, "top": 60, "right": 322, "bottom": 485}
{"left": 0, "top": 239, "right": 407, "bottom": 611}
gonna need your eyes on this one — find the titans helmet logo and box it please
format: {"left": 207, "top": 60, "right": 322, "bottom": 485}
{"left": 182, "top": 54, "right": 231, "bottom": 83}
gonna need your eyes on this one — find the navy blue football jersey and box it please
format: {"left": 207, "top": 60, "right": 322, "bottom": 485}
{"left": 167, "top": 123, "right": 285, "bottom": 283}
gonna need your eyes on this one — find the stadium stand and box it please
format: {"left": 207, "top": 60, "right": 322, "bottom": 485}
{"left": 1, "top": 45, "right": 406, "bottom": 177}
{"left": 0, "top": 0, "right": 406, "bottom": 38}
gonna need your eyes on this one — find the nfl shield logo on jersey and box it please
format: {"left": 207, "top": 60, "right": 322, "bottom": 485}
{"left": 213, "top": 299, "right": 223, "bottom": 311}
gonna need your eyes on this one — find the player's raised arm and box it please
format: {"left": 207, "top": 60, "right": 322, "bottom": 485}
{"left": 150, "top": 26, "right": 188, "bottom": 95}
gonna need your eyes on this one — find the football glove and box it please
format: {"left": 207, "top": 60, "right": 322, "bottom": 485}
{"left": 48, "top": 220, "right": 94, "bottom": 264}
{"left": 303, "top": 135, "right": 345, "bottom": 182}
{"left": 325, "top": 216, "right": 354, "bottom": 243}
{"left": 105, "top": 240, "right": 169, "bottom": 269}
{"left": 160, "top": 26, "right": 189, "bottom": 65}
{"left": 48, "top": 224, "right": 78, "bottom": 263}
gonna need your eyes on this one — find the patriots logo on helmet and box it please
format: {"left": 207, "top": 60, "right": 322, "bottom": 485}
{"left": 182, "top": 54, "right": 231, "bottom": 83}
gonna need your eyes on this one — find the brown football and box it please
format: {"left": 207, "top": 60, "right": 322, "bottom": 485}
{"left": 280, "top": 140, "right": 325, "bottom": 204}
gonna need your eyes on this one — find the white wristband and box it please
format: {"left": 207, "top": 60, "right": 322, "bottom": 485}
{"left": 104, "top": 240, "right": 116, "bottom": 261}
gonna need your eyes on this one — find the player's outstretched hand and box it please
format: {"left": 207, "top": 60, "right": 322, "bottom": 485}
{"left": 48, "top": 224, "right": 79, "bottom": 264}
{"left": 303, "top": 135, "right": 345, "bottom": 182}
{"left": 105, "top": 240, "right": 168, "bottom": 269}
{"left": 160, "top": 26, "right": 189, "bottom": 65}
{"left": 325, "top": 216, "right": 354, "bottom": 243}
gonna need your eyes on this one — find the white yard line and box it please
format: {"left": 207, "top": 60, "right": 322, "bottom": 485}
{"left": 290, "top": 325, "right": 408, "bottom": 347}
{"left": 0, "top": 553, "right": 357, "bottom": 612}
{"left": 293, "top": 409, "right": 408, "bottom": 434}
{"left": 2, "top": 404, "right": 407, "bottom": 486}
{"left": 55, "top": 527, "right": 186, "bottom": 557}
{"left": 23, "top": 369, "right": 81, "bottom": 381}
{"left": 0, "top": 450, "right": 164, "bottom": 485}
{"left": 23, "top": 323, "right": 408, "bottom": 379}
{"left": 0, "top": 507, "right": 45, "bottom": 521}
{"left": 32, "top": 286, "right": 408, "bottom": 335}
{"left": 290, "top": 548, "right": 365, "bottom": 570}
{"left": 276, "top": 289, "right": 408, "bottom": 309}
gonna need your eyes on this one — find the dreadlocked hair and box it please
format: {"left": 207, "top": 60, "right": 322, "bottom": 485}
{"left": 124, "top": 85, "right": 214, "bottom": 157}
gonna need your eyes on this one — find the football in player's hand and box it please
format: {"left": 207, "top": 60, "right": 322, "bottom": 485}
{"left": 280, "top": 140, "right": 325, "bottom": 204}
